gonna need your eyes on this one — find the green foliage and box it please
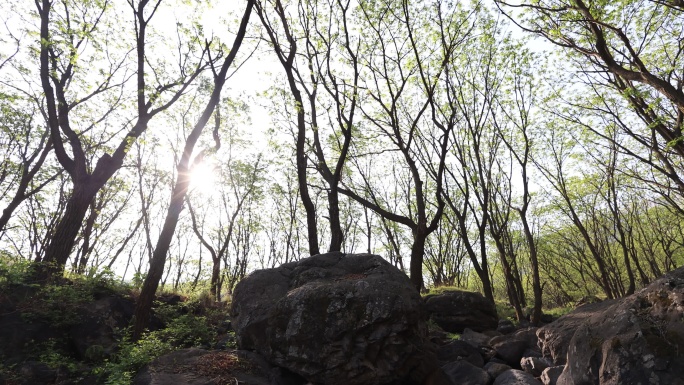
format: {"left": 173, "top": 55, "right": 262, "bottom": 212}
{"left": 96, "top": 298, "right": 222, "bottom": 384}
{"left": 0, "top": 257, "right": 34, "bottom": 288}
{"left": 495, "top": 301, "right": 517, "bottom": 323}
{"left": 423, "top": 285, "right": 474, "bottom": 296}
{"left": 95, "top": 331, "right": 174, "bottom": 385}
{"left": 153, "top": 301, "right": 218, "bottom": 348}
{"left": 36, "top": 338, "right": 81, "bottom": 375}
{"left": 18, "top": 273, "right": 130, "bottom": 327}
{"left": 20, "top": 283, "right": 94, "bottom": 327}
{"left": 544, "top": 306, "right": 573, "bottom": 319}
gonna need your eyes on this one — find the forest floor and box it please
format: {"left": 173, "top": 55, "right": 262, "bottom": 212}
{"left": 0, "top": 264, "right": 570, "bottom": 385}
{"left": 0, "top": 266, "right": 237, "bottom": 385}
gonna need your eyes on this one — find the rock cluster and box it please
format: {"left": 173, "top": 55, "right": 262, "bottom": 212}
{"left": 138, "top": 255, "right": 684, "bottom": 385}
{"left": 228, "top": 253, "right": 552, "bottom": 385}
{"left": 537, "top": 266, "right": 684, "bottom": 385}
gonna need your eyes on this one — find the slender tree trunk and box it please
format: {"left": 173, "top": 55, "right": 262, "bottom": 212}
{"left": 0, "top": 143, "right": 53, "bottom": 233}
{"left": 133, "top": 182, "right": 187, "bottom": 339}
{"left": 480, "top": 262, "right": 495, "bottom": 303}
{"left": 76, "top": 199, "right": 99, "bottom": 274}
{"left": 521, "top": 216, "right": 543, "bottom": 325}
{"left": 210, "top": 256, "right": 221, "bottom": 300}
{"left": 494, "top": 242, "right": 524, "bottom": 321}
{"left": 0, "top": 195, "right": 29, "bottom": 234}
{"left": 294, "top": 93, "right": 320, "bottom": 256}
{"left": 328, "top": 184, "right": 343, "bottom": 252}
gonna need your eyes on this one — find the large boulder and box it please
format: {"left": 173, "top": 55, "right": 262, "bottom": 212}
{"left": 484, "top": 362, "right": 512, "bottom": 380}
{"left": 70, "top": 295, "right": 136, "bottom": 360}
{"left": 230, "top": 252, "right": 439, "bottom": 385}
{"left": 460, "top": 328, "right": 491, "bottom": 349}
{"left": 0, "top": 283, "right": 137, "bottom": 365}
{"left": 536, "top": 301, "right": 615, "bottom": 365}
{"left": 543, "top": 267, "right": 684, "bottom": 385}
{"left": 424, "top": 290, "right": 498, "bottom": 333}
{"left": 520, "top": 356, "right": 552, "bottom": 377}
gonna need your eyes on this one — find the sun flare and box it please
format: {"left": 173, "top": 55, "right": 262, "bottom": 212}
{"left": 190, "top": 162, "right": 218, "bottom": 193}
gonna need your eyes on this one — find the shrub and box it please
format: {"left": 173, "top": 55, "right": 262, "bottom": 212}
{"left": 96, "top": 331, "right": 173, "bottom": 385}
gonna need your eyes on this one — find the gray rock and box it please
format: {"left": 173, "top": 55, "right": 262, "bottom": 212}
{"left": 536, "top": 301, "right": 614, "bottom": 365}
{"left": 492, "top": 369, "right": 543, "bottom": 385}
{"left": 550, "top": 266, "right": 684, "bottom": 385}
{"left": 461, "top": 328, "right": 491, "bottom": 349}
{"left": 492, "top": 339, "right": 528, "bottom": 367}
{"left": 520, "top": 356, "right": 552, "bottom": 377}
{"left": 483, "top": 330, "right": 504, "bottom": 338}
{"left": 490, "top": 328, "right": 542, "bottom": 369}
{"left": 484, "top": 361, "right": 511, "bottom": 379}
{"left": 19, "top": 361, "right": 57, "bottom": 385}
{"left": 497, "top": 320, "right": 516, "bottom": 335}
{"left": 512, "top": 327, "right": 540, "bottom": 352}
{"left": 442, "top": 360, "right": 491, "bottom": 385}
{"left": 437, "top": 340, "right": 485, "bottom": 367}
{"left": 70, "top": 295, "right": 136, "bottom": 360}
{"left": 488, "top": 357, "right": 509, "bottom": 365}
{"left": 522, "top": 348, "right": 542, "bottom": 358}
{"left": 230, "top": 252, "right": 435, "bottom": 385}
{"left": 540, "top": 366, "right": 564, "bottom": 385}
{"left": 424, "top": 290, "right": 498, "bottom": 333}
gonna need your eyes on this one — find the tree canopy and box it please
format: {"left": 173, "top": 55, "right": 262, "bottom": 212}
{"left": 1, "top": 0, "right": 684, "bottom": 324}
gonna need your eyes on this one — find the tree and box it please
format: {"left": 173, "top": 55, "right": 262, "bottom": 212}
{"left": 132, "top": 0, "right": 255, "bottom": 339}
{"left": 35, "top": 0, "right": 215, "bottom": 279}
{"left": 438, "top": 9, "right": 511, "bottom": 302}
{"left": 490, "top": 44, "right": 544, "bottom": 323}
{"left": 496, "top": 0, "right": 684, "bottom": 198}
{"left": 534, "top": 124, "right": 624, "bottom": 299}
{"left": 188, "top": 154, "right": 264, "bottom": 300}
{"left": 334, "top": 0, "right": 474, "bottom": 290}
{"left": 255, "top": 0, "right": 320, "bottom": 255}
{"left": 0, "top": 97, "right": 58, "bottom": 236}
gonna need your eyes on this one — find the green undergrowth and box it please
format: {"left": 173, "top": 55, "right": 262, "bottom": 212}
{"left": 0, "top": 263, "right": 231, "bottom": 385}
{"left": 423, "top": 285, "right": 476, "bottom": 296}
{"left": 95, "top": 297, "right": 228, "bottom": 384}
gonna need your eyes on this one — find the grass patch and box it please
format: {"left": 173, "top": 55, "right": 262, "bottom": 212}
{"left": 544, "top": 306, "right": 573, "bottom": 319}
{"left": 424, "top": 285, "right": 475, "bottom": 296}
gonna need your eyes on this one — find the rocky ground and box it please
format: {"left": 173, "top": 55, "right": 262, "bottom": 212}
{"left": 2, "top": 252, "right": 684, "bottom": 384}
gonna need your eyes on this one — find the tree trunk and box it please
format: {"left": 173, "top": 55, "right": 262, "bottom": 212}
{"left": 409, "top": 228, "right": 427, "bottom": 291}
{"left": 38, "top": 182, "right": 97, "bottom": 279}
{"left": 327, "top": 185, "right": 343, "bottom": 252}
{"left": 294, "top": 91, "right": 320, "bottom": 256}
{"left": 521, "top": 217, "right": 543, "bottom": 326}
{"left": 76, "top": 199, "right": 99, "bottom": 274}
{"left": 133, "top": 182, "right": 186, "bottom": 340}
{"left": 210, "top": 256, "right": 221, "bottom": 300}
{"left": 0, "top": 143, "right": 53, "bottom": 233}
{"left": 480, "top": 262, "right": 495, "bottom": 303}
